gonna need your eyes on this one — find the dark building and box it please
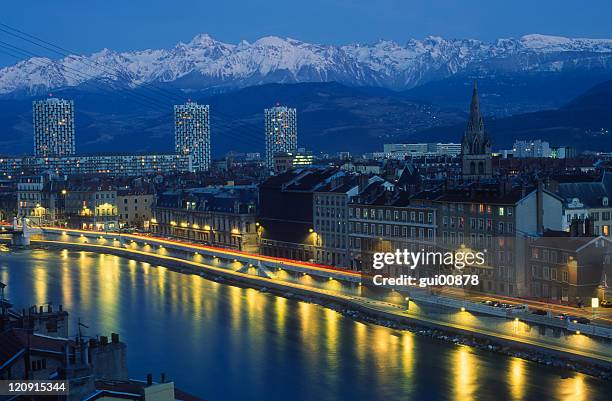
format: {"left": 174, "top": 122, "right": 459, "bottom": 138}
{"left": 258, "top": 168, "right": 340, "bottom": 261}
{"left": 528, "top": 230, "right": 612, "bottom": 303}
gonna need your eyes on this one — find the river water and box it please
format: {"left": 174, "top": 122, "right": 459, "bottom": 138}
{"left": 0, "top": 248, "right": 608, "bottom": 401}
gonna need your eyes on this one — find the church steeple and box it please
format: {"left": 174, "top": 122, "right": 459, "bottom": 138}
{"left": 461, "top": 81, "right": 493, "bottom": 180}
{"left": 467, "top": 81, "right": 483, "bottom": 134}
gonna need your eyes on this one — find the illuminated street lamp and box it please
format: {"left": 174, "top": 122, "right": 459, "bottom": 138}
{"left": 592, "top": 297, "right": 599, "bottom": 320}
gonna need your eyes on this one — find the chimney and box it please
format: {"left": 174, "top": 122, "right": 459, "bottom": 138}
{"left": 161, "top": 373, "right": 166, "bottom": 383}
{"left": 146, "top": 374, "right": 153, "bottom": 386}
{"left": 59, "top": 304, "right": 63, "bottom": 312}
{"left": 111, "top": 333, "right": 119, "bottom": 344}
{"left": 584, "top": 217, "right": 594, "bottom": 237}
{"left": 39, "top": 305, "right": 44, "bottom": 314}
{"left": 100, "top": 336, "right": 108, "bottom": 346}
{"left": 358, "top": 174, "right": 369, "bottom": 193}
{"left": 570, "top": 218, "right": 579, "bottom": 237}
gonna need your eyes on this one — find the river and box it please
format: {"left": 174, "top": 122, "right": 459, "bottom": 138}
{"left": 0, "top": 248, "right": 608, "bottom": 401}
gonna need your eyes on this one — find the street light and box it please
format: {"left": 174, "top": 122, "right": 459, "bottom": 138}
{"left": 592, "top": 297, "right": 599, "bottom": 320}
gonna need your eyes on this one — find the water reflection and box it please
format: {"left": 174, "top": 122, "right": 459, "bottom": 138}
{"left": 508, "top": 358, "right": 525, "bottom": 401}
{"left": 453, "top": 346, "right": 478, "bottom": 401}
{"left": 0, "top": 249, "right": 608, "bottom": 401}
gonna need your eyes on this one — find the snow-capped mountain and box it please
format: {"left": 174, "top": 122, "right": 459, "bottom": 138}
{"left": 1, "top": 33, "right": 612, "bottom": 95}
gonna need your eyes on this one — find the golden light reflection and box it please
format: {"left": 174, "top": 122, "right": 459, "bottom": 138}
{"left": 557, "top": 374, "right": 588, "bottom": 401}
{"left": 97, "top": 252, "right": 120, "bottom": 329}
{"left": 275, "top": 296, "right": 287, "bottom": 331}
{"left": 324, "top": 308, "right": 339, "bottom": 359}
{"left": 508, "top": 358, "right": 525, "bottom": 401}
{"left": 33, "top": 262, "right": 48, "bottom": 306}
{"left": 452, "top": 346, "right": 478, "bottom": 401}
{"left": 402, "top": 332, "right": 414, "bottom": 377}
{"left": 229, "top": 285, "right": 242, "bottom": 330}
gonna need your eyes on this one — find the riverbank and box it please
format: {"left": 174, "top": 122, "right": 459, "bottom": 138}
{"left": 11, "top": 238, "right": 609, "bottom": 381}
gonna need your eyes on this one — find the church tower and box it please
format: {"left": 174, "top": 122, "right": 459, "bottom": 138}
{"left": 461, "top": 81, "right": 492, "bottom": 180}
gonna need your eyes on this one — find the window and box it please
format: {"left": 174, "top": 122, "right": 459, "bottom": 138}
{"left": 498, "top": 207, "right": 505, "bottom": 216}
{"left": 562, "top": 271, "right": 569, "bottom": 282}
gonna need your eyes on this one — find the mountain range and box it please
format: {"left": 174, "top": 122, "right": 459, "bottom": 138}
{"left": 0, "top": 33, "right": 611, "bottom": 156}
{"left": 1, "top": 33, "right": 612, "bottom": 96}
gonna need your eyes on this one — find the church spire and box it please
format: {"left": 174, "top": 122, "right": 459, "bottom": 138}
{"left": 467, "top": 80, "right": 482, "bottom": 133}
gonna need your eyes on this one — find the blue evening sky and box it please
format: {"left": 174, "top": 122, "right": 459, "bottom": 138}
{"left": 0, "top": 0, "right": 610, "bottom": 66}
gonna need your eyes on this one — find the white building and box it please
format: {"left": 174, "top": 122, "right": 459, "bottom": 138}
{"left": 33, "top": 98, "right": 75, "bottom": 157}
{"left": 0, "top": 154, "right": 192, "bottom": 177}
{"left": 174, "top": 102, "right": 211, "bottom": 171}
{"left": 264, "top": 106, "right": 297, "bottom": 169}
{"left": 557, "top": 172, "right": 612, "bottom": 236}
{"left": 512, "top": 140, "right": 552, "bottom": 158}
{"left": 383, "top": 143, "right": 461, "bottom": 158}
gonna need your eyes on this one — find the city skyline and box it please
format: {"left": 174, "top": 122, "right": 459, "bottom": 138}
{"left": 1, "top": 6, "right": 611, "bottom": 401}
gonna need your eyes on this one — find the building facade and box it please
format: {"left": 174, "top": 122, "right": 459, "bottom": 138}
{"left": 174, "top": 102, "right": 211, "bottom": 172}
{"left": 383, "top": 143, "right": 462, "bottom": 158}
{"left": 511, "top": 140, "right": 552, "bottom": 158}
{"left": 348, "top": 182, "right": 437, "bottom": 273}
{"left": 33, "top": 98, "right": 75, "bottom": 157}
{"left": 64, "top": 186, "right": 118, "bottom": 231}
{"left": 152, "top": 186, "right": 259, "bottom": 253}
{"left": 117, "top": 191, "right": 156, "bottom": 229}
{"left": 411, "top": 183, "right": 564, "bottom": 296}
{"left": 17, "top": 176, "right": 45, "bottom": 224}
{"left": 0, "top": 154, "right": 192, "bottom": 177}
{"left": 264, "top": 106, "right": 297, "bottom": 170}
{"left": 528, "top": 233, "right": 611, "bottom": 302}
{"left": 556, "top": 172, "right": 612, "bottom": 237}
{"left": 313, "top": 174, "right": 364, "bottom": 267}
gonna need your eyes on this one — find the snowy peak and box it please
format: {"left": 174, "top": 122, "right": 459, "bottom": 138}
{"left": 1, "top": 33, "right": 612, "bottom": 95}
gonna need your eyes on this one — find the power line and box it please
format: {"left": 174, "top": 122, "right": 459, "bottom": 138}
{"left": 0, "top": 22, "right": 266, "bottom": 149}
{"left": 0, "top": 43, "right": 264, "bottom": 151}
